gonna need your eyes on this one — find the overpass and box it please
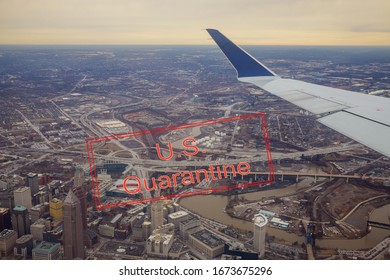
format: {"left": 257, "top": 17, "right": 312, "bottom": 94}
{"left": 143, "top": 168, "right": 389, "bottom": 183}
{"left": 12, "top": 147, "right": 387, "bottom": 182}
{"left": 367, "top": 220, "right": 390, "bottom": 231}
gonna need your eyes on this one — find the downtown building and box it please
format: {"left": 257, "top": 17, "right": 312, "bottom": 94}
{"left": 62, "top": 190, "right": 85, "bottom": 259}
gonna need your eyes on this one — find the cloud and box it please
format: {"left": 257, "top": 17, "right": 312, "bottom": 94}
{"left": 0, "top": 0, "right": 389, "bottom": 45}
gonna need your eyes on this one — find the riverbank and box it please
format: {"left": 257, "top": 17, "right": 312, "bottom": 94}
{"left": 180, "top": 193, "right": 390, "bottom": 250}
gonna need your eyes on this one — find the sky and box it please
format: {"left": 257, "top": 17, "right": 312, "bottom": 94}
{"left": 0, "top": 0, "right": 390, "bottom": 45}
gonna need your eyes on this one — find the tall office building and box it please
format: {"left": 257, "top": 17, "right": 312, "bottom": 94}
{"left": 30, "top": 218, "right": 50, "bottom": 241}
{"left": 27, "top": 173, "right": 39, "bottom": 196}
{"left": 14, "top": 234, "right": 34, "bottom": 259}
{"left": 63, "top": 190, "right": 85, "bottom": 259}
{"left": 13, "top": 187, "right": 32, "bottom": 210}
{"left": 32, "top": 241, "right": 62, "bottom": 260}
{"left": 72, "top": 167, "right": 87, "bottom": 229}
{"left": 30, "top": 203, "right": 49, "bottom": 223}
{"left": 0, "top": 183, "right": 13, "bottom": 209}
{"left": 11, "top": 205, "right": 30, "bottom": 237}
{"left": 72, "top": 185, "right": 87, "bottom": 229}
{"left": 151, "top": 190, "right": 164, "bottom": 231}
{"left": 0, "top": 229, "right": 17, "bottom": 257}
{"left": 253, "top": 213, "right": 268, "bottom": 258}
{"left": 73, "top": 166, "right": 84, "bottom": 188}
{"left": 0, "top": 208, "right": 12, "bottom": 231}
{"left": 49, "top": 198, "right": 63, "bottom": 220}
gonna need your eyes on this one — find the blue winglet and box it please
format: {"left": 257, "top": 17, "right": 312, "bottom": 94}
{"left": 206, "top": 29, "right": 275, "bottom": 78}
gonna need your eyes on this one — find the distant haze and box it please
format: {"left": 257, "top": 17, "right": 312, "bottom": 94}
{"left": 1, "top": 0, "right": 389, "bottom": 45}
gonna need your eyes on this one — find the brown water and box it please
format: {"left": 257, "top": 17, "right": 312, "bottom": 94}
{"left": 180, "top": 188, "right": 390, "bottom": 250}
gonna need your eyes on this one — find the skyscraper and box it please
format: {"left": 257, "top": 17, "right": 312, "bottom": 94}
{"left": 62, "top": 190, "right": 85, "bottom": 259}
{"left": 27, "top": 173, "right": 39, "bottom": 196}
{"left": 0, "top": 208, "right": 12, "bottom": 231}
{"left": 13, "top": 187, "right": 32, "bottom": 210}
{"left": 49, "top": 198, "right": 63, "bottom": 221}
{"left": 72, "top": 185, "right": 87, "bottom": 229}
{"left": 0, "top": 229, "right": 17, "bottom": 257}
{"left": 72, "top": 167, "right": 87, "bottom": 229}
{"left": 73, "top": 166, "right": 84, "bottom": 188}
{"left": 32, "top": 241, "right": 62, "bottom": 260}
{"left": 11, "top": 205, "right": 30, "bottom": 237}
{"left": 14, "top": 234, "right": 34, "bottom": 259}
{"left": 151, "top": 191, "right": 164, "bottom": 231}
{"left": 253, "top": 213, "right": 267, "bottom": 258}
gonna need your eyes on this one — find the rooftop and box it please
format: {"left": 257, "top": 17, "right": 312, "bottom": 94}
{"left": 27, "top": 172, "right": 38, "bottom": 178}
{"left": 34, "top": 241, "right": 60, "bottom": 252}
{"left": 180, "top": 215, "right": 199, "bottom": 225}
{"left": 168, "top": 210, "right": 188, "bottom": 219}
{"left": 16, "top": 234, "right": 33, "bottom": 244}
{"left": 0, "top": 207, "right": 9, "bottom": 214}
{"left": 50, "top": 198, "right": 62, "bottom": 204}
{"left": 0, "top": 229, "right": 17, "bottom": 240}
{"left": 13, "top": 205, "right": 27, "bottom": 212}
{"left": 190, "top": 229, "right": 224, "bottom": 248}
{"left": 63, "top": 189, "right": 80, "bottom": 205}
{"left": 14, "top": 186, "right": 29, "bottom": 193}
{"left": 148, "top": 233, "right": 173, "bottom": 245}
{"left": 111, "top": 213, "right": 123, "bottom": 224}
{"left": 253, "top": 213, "right": 268, "bottom": 227}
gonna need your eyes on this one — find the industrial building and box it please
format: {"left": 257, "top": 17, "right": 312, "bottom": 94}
{"left": 270, "top": 217, "right": 289, "bottom": 228}
{"left": 253, "top": 213, "right": 268, "bottom": 257}
{"left": 95, "top": 119, "right": 127, "bottom": 133}
{"left": 259, "top": 209, "right": 276, "bottom": 219}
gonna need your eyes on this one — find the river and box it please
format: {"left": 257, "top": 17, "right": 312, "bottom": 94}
{"left": 179, "top": 186, "right": 390, "bottom": 250}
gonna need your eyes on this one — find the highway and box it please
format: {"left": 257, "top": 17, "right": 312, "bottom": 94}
{"left": 8, "top": 144, "right": 389, "bottom": 182}
{"left": 90, "top": 143, "right": 363, "bottom": 167}
{"left": 146, "top": 168, "right": 389, "bottom": 181}
{"left": 16, "top": 109, "right": 53, "bottom": 148}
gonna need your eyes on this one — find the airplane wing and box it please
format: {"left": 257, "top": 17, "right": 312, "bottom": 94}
{"left": 206, "top": 29, "right": 390, "bottom": 158}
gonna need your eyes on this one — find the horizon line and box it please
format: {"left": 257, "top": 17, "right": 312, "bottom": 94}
{"left": 1, "top": 43, "right": 390, "bottom": 47}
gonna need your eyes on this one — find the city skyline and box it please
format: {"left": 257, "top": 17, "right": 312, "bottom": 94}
{"left": 0, "top": 28, "right": 390, "bottom": 261}
{"left": 1, "top": 0, "right": 390, "bottom": 46}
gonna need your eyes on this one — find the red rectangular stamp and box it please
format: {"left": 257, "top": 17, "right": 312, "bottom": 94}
{"left": 86, "top": 112, "right": 274, "bottom": 210}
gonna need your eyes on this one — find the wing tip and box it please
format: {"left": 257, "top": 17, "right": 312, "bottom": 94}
{"left": 205, "top": 29, "right": 276, "bottom": 78}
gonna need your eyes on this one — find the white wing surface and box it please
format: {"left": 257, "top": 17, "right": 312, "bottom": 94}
{"left": 206, "top": 29, "right": 390, "bottom": 158}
